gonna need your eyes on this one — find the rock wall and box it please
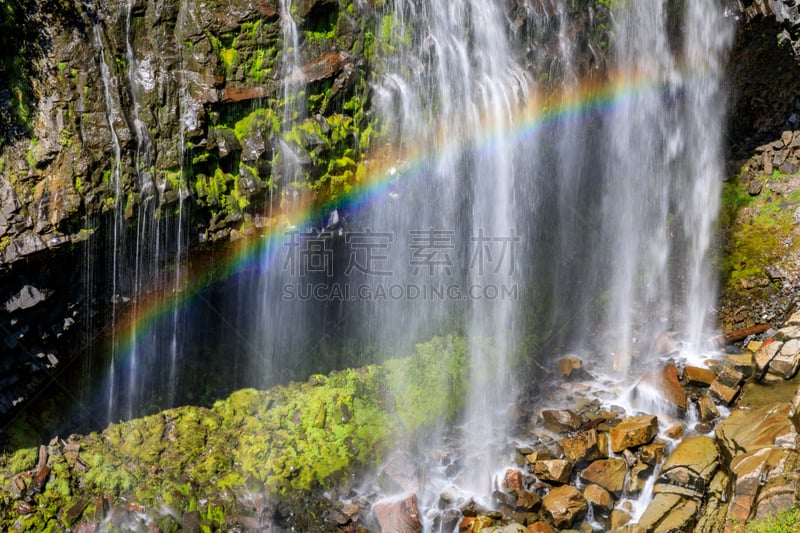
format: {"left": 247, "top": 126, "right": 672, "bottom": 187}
{"left": 0, "top": 0, "right": 614, "bottom": 420}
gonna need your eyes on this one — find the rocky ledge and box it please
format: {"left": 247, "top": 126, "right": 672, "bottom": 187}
{"left": 5, "top": 317, "right": 800, "bottom": 531}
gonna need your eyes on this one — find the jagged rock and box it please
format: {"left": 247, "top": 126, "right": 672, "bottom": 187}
{"left": 786, "top": 309, "right": 800, "bottom": 326}
{"left": 579, "top": 459, "right": 627, "bottom": 495}
{"left": 715, "top": 403, "right": 799, "bottom": 460}
{"left": 4, "top": 285, "right": 51, "bottom": 313}
{"left": 726, "top": 447, "right": 800, "bottom": 527}
{"left": 766, "top": 338, "right": 800, "bottom": 379}
{"left": 710, "top": 380, "right": 739, "bottom": 405}
{"left": 625, "top": 461, "right": 653, "bottom": 496}
{"left": 541, "top": 409, "right": 583, "bottom": 433}
{"left": 610, "top": 509, "right": 632, "bottom": 529}
{"left": 747, "top": 179, "right": 763, "bottom": 195}
{"left": 609, "top": 415, "right": 658, "bottom": 453}
{"left": 583, "top": 483, "right": 614, "bottom": 511}
{"left": 557, "top": 429, "right": 608, "bottom": 463}
{"left": 373, "top": 494, "right": 422, "bottom": 533}
{"left": 556, "top": 356, "right": 584, "bottom": 378}
{"left": 753, "top": 341, "right": 783, "bottom": 379}
{"left": 698, "top": 396, "right": 720, "bottom": 422}
{"left": 640, "top": 441, "right": 667, "bottom": 466}
{"left": 654, "top": 436, "right": 719, "bottom": 499}
{"left": 503, "top": 468, "right": 524, "bottom": 493}
{"left": 459, "top": 516, "right": 494, "bottom": 532}
{"left": 541, "top": 485, "right": 587, "bottom": 529}
{"left": 526, "top": 522, "right": 557, "bottom": 533}
{"left": 636, "top": 364, "right": 687, "bottom": 411}
{"left": 683, "top": 366, "right": 716, "bottom": 387}
{"left": 637, "top": 493, "right": 699, "bottom": 533}
{"left": 380, "top": 452, "right": 421, "bottom": 493}
{"left": 532, "top": 460, "right": 573, "bottom": 485}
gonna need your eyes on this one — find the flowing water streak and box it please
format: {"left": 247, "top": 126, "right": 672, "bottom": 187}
{"left": 371, "top": 0, "right": 530, "bottom": 497}
{"left": 598, "top": 0, "right": 733, "bottom": 372}
{"left": 93, "top": 23, "right": 124, "bottom": 423}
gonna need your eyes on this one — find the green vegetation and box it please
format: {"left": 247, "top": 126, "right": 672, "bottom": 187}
{"left": 0, "top": 336, "right": 468, "bottom": 530}
{"left": 720, "top": 169, "right": 800, "bottom": 293}
{"left": 730, "top": 507, "right": 800, "bottom": 532}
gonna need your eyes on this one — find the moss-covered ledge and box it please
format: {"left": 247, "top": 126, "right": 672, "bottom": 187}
{"left": 0, "top": 335, "right": 467, "bottom": 531}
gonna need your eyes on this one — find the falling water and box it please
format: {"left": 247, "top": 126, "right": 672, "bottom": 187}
{"left": 594, "top": 0, "right": 733, "bottom": 371}
{"left": 93, "top": 23, "right": 124, "bottom": 424}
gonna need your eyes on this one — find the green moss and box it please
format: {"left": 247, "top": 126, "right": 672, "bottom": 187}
{"left": 730, "top": 507, "right": 800, "bottom": 532}
{"left": 8, "top": 447, "right": 37, "bottom": 474}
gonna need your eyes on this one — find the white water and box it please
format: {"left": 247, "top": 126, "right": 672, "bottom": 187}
{"left": 93, "top": 23, "right": 124, "bottom": 424}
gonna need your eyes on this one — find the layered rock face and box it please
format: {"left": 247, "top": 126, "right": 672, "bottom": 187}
{"left": 0, "top": 0, "right": 615, "bottom": 421}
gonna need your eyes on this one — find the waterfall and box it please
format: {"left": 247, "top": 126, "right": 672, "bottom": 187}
{"left": 93, "top": 23, "right": 124, "bottom": 423}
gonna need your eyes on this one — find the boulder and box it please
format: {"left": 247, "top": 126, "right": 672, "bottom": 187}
{"left": 640, "top": 441, "right": 667, "bottom": 466}
{"left": 635, "top": 364, "right": 687, "bottom": 412}
{"left": 766, "top": 338, "right": 800, "bottom": 379}
{"left": 698, "top": 396, "right": 720, "bottom": 422}
{"left": 709, "top": 381, "right": 739, "bottom": 405}
{"left": 725, "top": 447, "right": 800, "bottom": 528}
{"left": 654, "top": 436, "right": 719, "bottom": 499}
{"left": 373, "top": 494, "right": 422, "bottom": 533}
{"left": 716, "top": 403, "right": 799, "bottom": 459}
{"left": 541, "top": 485, "right": 587, "bottom": 529}
{"left": 526, "top": 522, "right": 557, "bottom": 533}
{"left": 609, "top": 415, "right": 659, "bottom": 453}
{"left": 503, "top": 468, "right": 524, "bottom": 493}
{"left": 754, "top": 340, "right": 783, "bottom": 379}
{"left": 556, "top": 356, "right": 584, "bottom": 378}
{"left": 583, "top": 484, "right": 614, "bottom": 511}
{"left": 532, "top": 460, "right": 573, "bottom": 485}
{"left": 579, "top": 459, "right": 627, "bottom": 495}
{"left": 541, "top": 409, "right": 583, "bottom": 433}
{"left": 638, "top": 493, "right": 699, "bottom": 532}
{"left": 683, "top": 366, "right": 716, "bottom": 387}
{"left": 558, "top": 429, "right": 608, "bottom": 463}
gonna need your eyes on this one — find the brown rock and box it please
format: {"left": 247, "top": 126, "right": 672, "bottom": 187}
{"left": 558, "top": 429, "right": 608, "bottom": 463}
{"left": 541, "top": 485, "right": 588, "bottom": 529}
{"left": 715, "top": 366, "right": 745, "bottom": 388}
{"left": 532, "top": 460, "right": 573, "bottom": 485}
{"left": 504, "top": 469, "right": 524, "bottom": 493}
{"left": 665, "top": 424, "right": 684, "bottom": 440}
{"left": 626, "top": 461, "right": 653, "bottom": 496}
{"left": 755, "top": 340, "right": 783, "bottom": 379}
{"left": 640, "top": 440, "right": 667, "bottom": 466}
{"left": 656, "top": 436, "right": 719, "bottom": 498}
{"left": 767, "top": 338, "right": 800, "bottom": 379}
{"left": 716, "top": 403, "right": 799, "bottom": 459}
{"left": 610, "top": 509, "right": 631, "bottom": 529}
{"left": 459, "top": 516, "right": 493, "bottom": 532}
{"left": 374, "top": 494, "right": 422, "bottom": 533}
{"left": 302, "top": 52, "right": 347, "bottom": 83}
{"left": 683, "top": 366, "right": 716, "bottom": 387}
{"left": 639, "top": 364, "right": 688, "bottom": 411}
{"left": 709, "top": 380, "right": 740, "bottom": 405}
{"left": 579, "top": 459, "right": 628, "bottom": 495}
{"left": 541, "top": 409, "right": 583, "bottom": 433}
{"left": 638, "top": 493, "right": 698, "bottom": 532}
{"left": 222, "top": 86, "right": 270, "bottom": 102}
{"left": 583, "top": 484, "right": 614, "bottom": 511}
{"left": 557, "top": 356, "right": 584, "bottom": 378}
{"left": 516, "top": 490, "right": 541, "bottom": 511}
{"left": 527, "top": 522, "right": 557, "bottom": 533}
{"left": 698, "top": 396, "right": 720, "bottom": 422}
{"left": 725, "top": 447, "right": 800, "bottom": 529}
{"left": 609, "top": 415, "right": 659, "bottom": 453}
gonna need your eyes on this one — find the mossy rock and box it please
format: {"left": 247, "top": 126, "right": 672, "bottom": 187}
{"left": 0, "top": 335, "right": 468, "bottom": 531}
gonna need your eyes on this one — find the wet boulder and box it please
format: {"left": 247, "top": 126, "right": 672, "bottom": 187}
{"left": 609, "top": 415, "right": 658, "bottom": 453}
{"left": 541, "top": 485, "right": 587, "bottom": 529}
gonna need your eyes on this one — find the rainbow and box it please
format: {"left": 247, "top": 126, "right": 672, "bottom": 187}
{"left": 114, "top": 68, "right": 707, "bottom": 366}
